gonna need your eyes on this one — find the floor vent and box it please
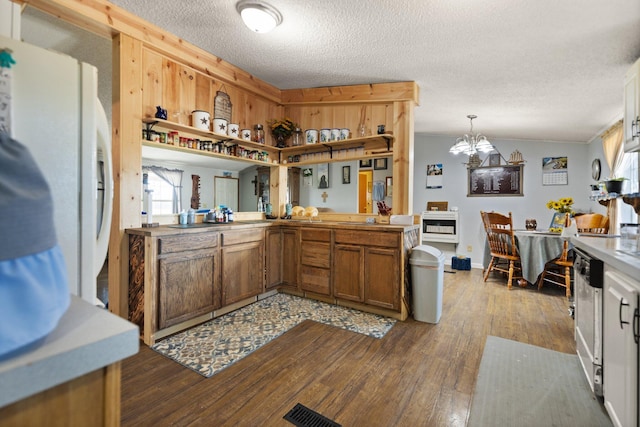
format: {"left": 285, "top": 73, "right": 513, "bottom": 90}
{"left": 283, "top": 403, "right": 341, "bottom": 427}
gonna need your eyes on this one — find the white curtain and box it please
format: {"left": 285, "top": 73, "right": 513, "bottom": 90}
{"left": 143, "top": 165, "right": 183, "bottom": 213}
{"left": 601, "top": 120, "right": 624, "bottom": 234}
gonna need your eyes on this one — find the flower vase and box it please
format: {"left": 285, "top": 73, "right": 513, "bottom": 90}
{"left": 275, "top": 134, "right": 288, "bottom": 148}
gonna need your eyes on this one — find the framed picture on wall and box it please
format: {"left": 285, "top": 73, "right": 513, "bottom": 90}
{"left": 342, "top": 166, "right": 351, "bottom": 184}
{"left": 318, "top": 163, "right": 329, "bottom": 188}
{"left": 359, "top": 159, "right": 372, "bottom": 168}
{"left": 489, "top": 153, "right": 501, "bottom": 166}
{"left": 374, "top": 158, "right": 388, "bottom": 170}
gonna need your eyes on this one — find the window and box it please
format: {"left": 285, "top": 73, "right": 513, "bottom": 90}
{"left": 142, "top": 166, "right": 183, "bottom": 215}
{"left": 146, "top": 172, "right": 176, "bottom": 215}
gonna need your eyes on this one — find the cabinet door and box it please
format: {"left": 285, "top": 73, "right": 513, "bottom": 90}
{"left": 265, "top": 228, "right": 282, "bottom": 289}
{"left": 333, "top": 244, "right": 364, "bottom": 302}
{"left": 221, "top": 241, "right": 264, "bottom": 306}
{"left": 364, "top": 247, "right": 400, "bottom": 310}
{"left": 624, "top": 60, "right": 640, "bottom": 152}
{"left": 158, "top": 250, "right": 218, "bottom": 329}
{"left": 603, "top": 269, "right": 639, "bottom": 427}
{"left": 282, "top": 228, "right": 299, "bottom": 287}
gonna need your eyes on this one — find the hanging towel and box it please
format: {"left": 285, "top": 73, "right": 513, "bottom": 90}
{"left": 372, "top": 180, "right": 386, "bottom": 201}
{"left": 0, "top": 132, "right": 70, "bottom": 358}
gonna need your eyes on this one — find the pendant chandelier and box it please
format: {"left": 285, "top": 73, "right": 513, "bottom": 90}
{"left": 449, "top": 115, "right": 494, "bottom": 155}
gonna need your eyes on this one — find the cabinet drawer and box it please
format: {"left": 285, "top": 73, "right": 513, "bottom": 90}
{"left": 301, "top": 228, "right": 331, "bottom": 242}
{"left": 301, "top": 242, "right": 330, "bottom": 268}
{"left": 300, "top": 265, "right": 331, "bottom": 295}
{"left": 221, "top": 229, "right": 264, "bottom": 246}
{"left": 334, "top": 230, "right": 399, "bottom": 248}
{"left": 158, "top": 233, "right": 218, "bottom": 254}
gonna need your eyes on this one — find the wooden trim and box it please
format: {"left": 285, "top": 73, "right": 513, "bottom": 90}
{"left": 104, "top": 362, "right": 121, "bottom": 427}
{"left": 16, "top": 0, "right": 282, "bottom": 102}
{"left": 281, "top": 82, "right": 419, "bottom": 105}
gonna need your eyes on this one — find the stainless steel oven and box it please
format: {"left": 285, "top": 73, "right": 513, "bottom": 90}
{"left": 574, "top": 247, "right": 605, "bottom": 397}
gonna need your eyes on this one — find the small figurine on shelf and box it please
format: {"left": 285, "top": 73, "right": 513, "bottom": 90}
{"left": 155, "top": 106, "right": 167, "bottom": 120}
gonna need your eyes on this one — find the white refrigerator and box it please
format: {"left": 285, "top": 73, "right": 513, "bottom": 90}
{"left": 0, "top": 34, "right": 113, "bottom": 305}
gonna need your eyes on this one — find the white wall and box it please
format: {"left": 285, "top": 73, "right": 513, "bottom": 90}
{"left": 299, "top": 160, "right": 392, "bottom": 213}
{"left": 412, "top": 134, "right": 607, "bottom": 268}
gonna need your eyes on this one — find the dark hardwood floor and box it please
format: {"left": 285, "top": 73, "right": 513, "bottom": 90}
{"left": 121, "top": 268, "right": 575, "bottom": 426}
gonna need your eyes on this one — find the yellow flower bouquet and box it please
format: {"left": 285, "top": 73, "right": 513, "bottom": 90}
{"left": 268, "top": 117, "right": 297, "bottom": 138}
{"left": 546, "top": 197, "right": 574, "bottom": 232}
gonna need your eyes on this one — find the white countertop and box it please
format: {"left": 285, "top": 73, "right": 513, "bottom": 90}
{"left": 0, "top": 295, "right": 139, "bottom": 408}
{"left": 571, "top": 235, "right": 640, "bottom": 278}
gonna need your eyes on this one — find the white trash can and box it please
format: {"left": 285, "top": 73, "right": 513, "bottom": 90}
{"left": 409, "top": 245, "right": 445, "bottom": 323}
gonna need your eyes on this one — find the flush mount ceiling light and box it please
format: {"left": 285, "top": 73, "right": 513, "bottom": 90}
{"left": 236, "top": 0, "right": 283, "bottom": 33}
{"left": 449, "top": 114, "right": 494, "bottom": 155}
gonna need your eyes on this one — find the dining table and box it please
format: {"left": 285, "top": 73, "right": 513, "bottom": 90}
{"left": 482, "top": 230, "right": 567, "bottom": 285}
{"left": 513, "top": 230, "right": 567, "bottom": 284}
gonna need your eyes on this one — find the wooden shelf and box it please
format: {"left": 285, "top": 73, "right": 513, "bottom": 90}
{"left": 143, "top": 118, "right": 279, "bottom": 156}
{"left": 142, "top": 118, "right": 395, "bottom": 169}
{"left": 142, "top": 141, "right": 275, "bottom": 170}
{"left": 280, "top": 134, "right": 393, "bottom": 156}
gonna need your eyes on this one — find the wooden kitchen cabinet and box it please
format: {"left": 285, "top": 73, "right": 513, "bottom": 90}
{"left": 333, "top": 230, "right": 401, "bottom": 310}
{"left": 220, "top": 228, "right": 265, "bottom": 305}
{"left": 333, "top": 244, "right": 364, "bottom": 302}
{"left": 300, "top": 228, "right": 332, "bottom": 296}
{"left": 157, "top": 233, "right": 219, "bottom": 329}
{"left": 266, "top": 226, "right": 299, "bottom": 290}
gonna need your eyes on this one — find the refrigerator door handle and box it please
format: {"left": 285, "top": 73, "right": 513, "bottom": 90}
{"left": 95, "top": 100, "right": 113, "bottom": 275}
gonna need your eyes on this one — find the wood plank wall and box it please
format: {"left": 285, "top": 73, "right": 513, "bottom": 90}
{"left": 16, "top": 0, "right": 418, "bottom": 319}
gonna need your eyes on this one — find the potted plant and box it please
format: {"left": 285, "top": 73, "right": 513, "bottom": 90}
{"left": 267, "top": 117, "right": 298, "bottom": 148}
{"left": 603, "top": 177, "right": 627, "bottom": 195}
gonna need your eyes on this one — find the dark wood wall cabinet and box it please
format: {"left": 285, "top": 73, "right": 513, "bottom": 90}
{"left": 127, "top": 221, "right": 418, "bottom": 345}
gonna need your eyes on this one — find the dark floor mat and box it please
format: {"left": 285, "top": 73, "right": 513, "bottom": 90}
{"left": 283, "top": 403, "right": 341, "bottom": 427}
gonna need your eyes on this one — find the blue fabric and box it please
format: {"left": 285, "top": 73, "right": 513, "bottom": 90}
{"left": 372, "top": 181, "right": 386, "bottom": 201}
{"left": 0, "top": 246, "right": 70, "bottom": 356}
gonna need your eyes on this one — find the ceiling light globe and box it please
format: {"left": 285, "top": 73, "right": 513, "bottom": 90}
{"left": 236, "top": 1, "right": 283, "bottom": 33}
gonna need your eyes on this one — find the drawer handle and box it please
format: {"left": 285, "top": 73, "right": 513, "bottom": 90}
{"left": 619, "top": 298, "right": 629, "bottom": 329}
{"left": 634, "top": 306, "right": 640, "bottom": 344}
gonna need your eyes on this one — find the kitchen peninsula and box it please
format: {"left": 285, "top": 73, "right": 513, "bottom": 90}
{"left": 127, "top": 220, "right": 419, "bottom": 345}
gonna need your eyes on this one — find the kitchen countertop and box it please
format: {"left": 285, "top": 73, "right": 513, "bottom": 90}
{"left": 0, "top": 296, "right": 139, "bottom": 408}
{"left": 127, "top": 219, "right": 419, "bottom": 236}
{"left": 571, "top": 235, "right": 640, "bottom": 278}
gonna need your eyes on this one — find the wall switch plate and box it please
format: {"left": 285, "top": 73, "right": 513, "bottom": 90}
{"left": 467, "top": 245, "right": 472, "bottom": 252}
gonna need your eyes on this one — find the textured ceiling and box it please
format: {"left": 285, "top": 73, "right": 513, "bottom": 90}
{"left": 60, "top": 1, "right": 640, "bottom": 142}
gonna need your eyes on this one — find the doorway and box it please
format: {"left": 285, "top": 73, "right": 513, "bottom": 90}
{"left": 358, "top": 170, "right": 373, "bottom": 213}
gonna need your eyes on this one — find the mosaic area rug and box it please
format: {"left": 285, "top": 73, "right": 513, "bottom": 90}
{"left": 151, "top": 293, "right": 396, "bottom": 377}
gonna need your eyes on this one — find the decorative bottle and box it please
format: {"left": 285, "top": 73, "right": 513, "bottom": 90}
{"left": 253, "top": 124, "right": 265, "bottom": 144}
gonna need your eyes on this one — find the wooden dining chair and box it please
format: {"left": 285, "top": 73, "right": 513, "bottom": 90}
{"left": 574, "top": 213, "right": 609, "bottom": 234}
{"left": 538, "top": 213, "right": 573, "bottom": 298}
{"left": 480, "top": 211, "right": 523, "bottom": 289}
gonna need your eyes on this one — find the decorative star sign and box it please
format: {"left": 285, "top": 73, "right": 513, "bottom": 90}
{"left": 200, "top": 116, "right": 209, "bottom": 126}
{"left": 230, "top": 127, "right": 238, "bottom": 135}
{"left": 218, "top": 122, "right": 226, "bottom": 132}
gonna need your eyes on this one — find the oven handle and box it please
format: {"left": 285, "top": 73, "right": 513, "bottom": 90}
{"left": 620, "top": 298, "right": 630, "bottom": 329}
